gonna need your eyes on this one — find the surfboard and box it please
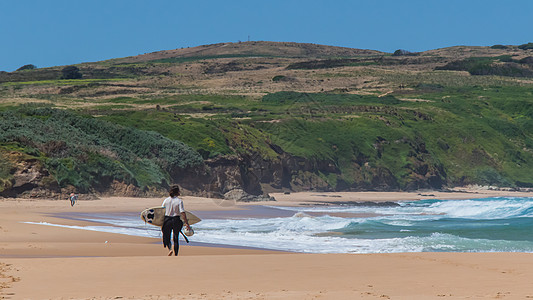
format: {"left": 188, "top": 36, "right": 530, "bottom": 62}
{"left": 140, "top": 207, "right": 201, "bottom": 227}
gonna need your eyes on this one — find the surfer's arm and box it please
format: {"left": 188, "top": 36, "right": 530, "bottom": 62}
{"left": 180, "top": 212, "right": 191, "bottom": 229}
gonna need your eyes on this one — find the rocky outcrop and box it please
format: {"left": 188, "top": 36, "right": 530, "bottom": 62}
{"left": 223, "top": 189, "right": 275, "bottom": 202}
{"left": 0, "top": 151, "right": 60, "bottom": 198}
{"left": 173, "top": 156, "right": 247, "bottom": 198}
{"left": 170, "top": 148, "right": 341, "bottom": 199}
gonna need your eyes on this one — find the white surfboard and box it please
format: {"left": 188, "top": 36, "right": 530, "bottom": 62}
{"left": 140, "top": 207, "right": 201, "bottom": 227}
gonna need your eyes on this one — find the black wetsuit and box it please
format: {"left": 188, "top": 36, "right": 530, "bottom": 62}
{"left": 162, "top": 216, "right": 183, "bottom": 255}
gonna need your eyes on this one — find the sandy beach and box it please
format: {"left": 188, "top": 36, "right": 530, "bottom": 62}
{"left": 2, "top": 189, "right": 533, "bottom": 299}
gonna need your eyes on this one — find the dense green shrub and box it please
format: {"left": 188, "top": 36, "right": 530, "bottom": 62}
{"left": 392, "top": 49, "right": 418, "bottom": 56}
{"left": 436, "top": 56, "right": 533, "bottom": 77}
{"left": 518, "top": 43, "right": 533, "bottom": 50}
{"left": 61, "top": 66, "right": 82, "bottom": 79}
{"left": 16, "top": 64, "right": 37, "bottom": 71}
{"left": 474, "top": 168, "right": 512, "bottom": 186}
{"left": 257, "top": 89, "right": 533, "bottom": 188}
{"left": 0, "top": 68, "right": 61, "bottom": 83}
{"left": 470, "top": 63, "right": 533, "bottom": 77}
{"left": 0, "top": 151, "right": 13, "bottom": 192}
{"left": 415, "top": 83, "right": 444, "bottom": 91}
{"left": 519, "top": 56, "right": 533, "bottom": 65}
{"left": 0, "top": 107, "right": 203, "bottom": 191}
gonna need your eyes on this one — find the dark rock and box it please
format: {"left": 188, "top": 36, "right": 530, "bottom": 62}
{"left": 224, "top": 188, "right": 275, "bottom": 202}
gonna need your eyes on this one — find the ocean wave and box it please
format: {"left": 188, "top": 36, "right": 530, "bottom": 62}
{"left": 419, "top": 197, "right": 533, "bottom": 219}
{"left": 270, "top": 197, "right": 533, "bottom": 220}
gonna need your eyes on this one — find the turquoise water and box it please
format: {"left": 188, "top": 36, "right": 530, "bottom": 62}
{"left": 192, "top": 197, "right": 533, "bottom": 253}
{"left": 25, "top": 197, "right": 533, "bottom": 253}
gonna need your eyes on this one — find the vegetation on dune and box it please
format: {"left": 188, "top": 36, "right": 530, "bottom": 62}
{"left": 435, "top": 56, "right": 533, "bottom": 77}
{"left": 16, "top": 64, "right": 37, "bottom": 71}
{"left": 60, "top": 66, "right": 83, "bottom": 79}
{"left": 285, "top": 56, "right": 439, "bottom": 70}
{"left": 0, "top": 150, "right": 14, "bottom": 192}
{"left": 392, "top": 49, "right": 419, "bottom": 56}
{"left": 518, "top": 42, "right": 533, "bottom": 50}
{"left": 256, "top": 89, "right": 533, "bottom": 188}
{"left": 0, "top": 106, "right": 202, "bottom": 193}
{"left": 92, "top": 87, "right": 533, "bottom": 190}
{"left": 100, "top": 110, "right": 278, "bottom": 160}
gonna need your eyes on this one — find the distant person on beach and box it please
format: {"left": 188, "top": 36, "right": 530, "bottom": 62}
{"left": 161, "top": 185, "right": 191, "bottom": 256}
{"left": 69, "top": 193, "right": 78, "bottom": 206}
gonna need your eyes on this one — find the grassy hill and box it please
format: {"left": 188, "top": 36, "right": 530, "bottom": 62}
{"left": 1, "top": 41, "right": 533, "bottom": 197}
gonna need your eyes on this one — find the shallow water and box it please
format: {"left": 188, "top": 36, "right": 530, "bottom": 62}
{"left": 25, "top": 197, "right": 533, "bottom": 253}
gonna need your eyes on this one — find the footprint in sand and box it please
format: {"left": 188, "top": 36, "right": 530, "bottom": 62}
{"left": 0, "top": 263, "right": 20, "bottom": 296}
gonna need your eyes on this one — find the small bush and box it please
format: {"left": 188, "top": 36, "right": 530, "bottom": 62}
{"left": 16, "top": 64, "right": 37, "bottom": 71}
{"left": 61, "top": 66, "right": 82, "bottom": 79}
{"left": 392, "top": 49, "right": 418, "bottom": 56}
{"left": 415, "top": 83, "right": 444, "bottom": 91}
{"left": 435, "top": 56, "right": 533, "bottom": 77}
{"left": 474, "top": 168, "right": 512, "bottom": 187}
{"left": 272, "top": 75, "right": 287, "bottom": 82}
{"left": 519, "top": 56, "right": 533, "bottom": 65}
{"left": 518, "top": 43, "right": 533, "bottom": 50}
{"left": 490, "top": 45, "right": 508, "bottom": 50}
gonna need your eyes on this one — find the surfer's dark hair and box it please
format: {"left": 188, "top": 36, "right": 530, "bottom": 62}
{"left": 169, "top": 185, "right": 180, "bottom": 197}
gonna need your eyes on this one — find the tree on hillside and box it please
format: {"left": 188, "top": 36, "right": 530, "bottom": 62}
{"left": 16, "top": 64, "right": 37, "bottom": 71}
{"left": 61, "top": 66, "right": 82, "bottom": 79}
{"left": 518, "top": 43, "right": 533, "bottom": 50}
{"left": 393, "top": 49, "right": 417, "bottom": 56}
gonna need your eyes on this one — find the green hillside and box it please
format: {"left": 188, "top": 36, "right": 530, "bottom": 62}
{"left": 1, "top": 41, "right": 533, "bottom": 197}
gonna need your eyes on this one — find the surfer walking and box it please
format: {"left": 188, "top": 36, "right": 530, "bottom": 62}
{"left": 69, "top": 193, "right": 78, "bottom": 207}
{"left": 161, "top": 185, "right": 191, "bottom": 256}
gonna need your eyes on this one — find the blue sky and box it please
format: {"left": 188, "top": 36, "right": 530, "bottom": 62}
{"left": 1, "top": 0, "right": 531, "bottom": 72}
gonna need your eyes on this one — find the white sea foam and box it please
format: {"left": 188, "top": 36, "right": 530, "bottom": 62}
{"left": 24, "top": 220, "right": 162, "bottom": 238}
{"left": 420, "top": 198, "right": 533, "bottom": 219}
{"left": 269, "top": 197, "right": 533, "bottom": 220}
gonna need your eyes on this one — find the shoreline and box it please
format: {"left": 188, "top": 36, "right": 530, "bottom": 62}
{"left": 2, "top": 189, "right": 533, "bottom": 299}
{"left": 268, "top": 188, "right": 533, "bottom": 205}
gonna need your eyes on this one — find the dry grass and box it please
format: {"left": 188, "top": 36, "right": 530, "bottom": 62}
{"left": 1, "top": 42, "right": 531, "bottom": 113}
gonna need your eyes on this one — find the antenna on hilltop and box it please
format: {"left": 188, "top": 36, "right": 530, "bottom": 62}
{"left": 248, "top": 35, "right": 250, "bottom": 42}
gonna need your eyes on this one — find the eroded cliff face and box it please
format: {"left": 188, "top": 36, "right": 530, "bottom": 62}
{"left": 0, "top": 143, "right": 446, "bottom": 199}
{"left": 0, "top": 151, "right": 60, "bottom": 198}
